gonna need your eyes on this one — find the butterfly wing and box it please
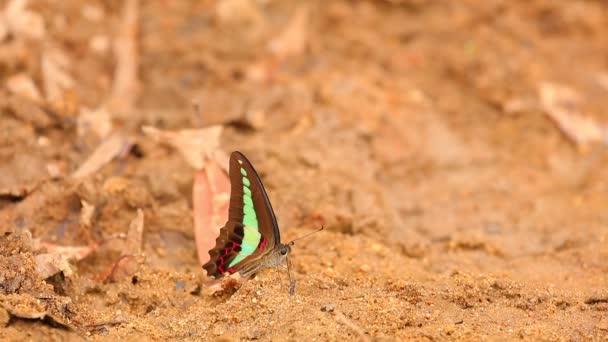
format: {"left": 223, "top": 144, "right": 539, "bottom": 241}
{"left": 202, "top": 151, "right": 280, "bottom": 278}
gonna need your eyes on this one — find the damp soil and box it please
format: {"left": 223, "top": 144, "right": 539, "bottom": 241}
{"left": 1, "top": 1, "right": 608, "bottom": 340}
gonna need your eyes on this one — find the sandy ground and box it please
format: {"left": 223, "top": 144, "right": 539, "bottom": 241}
{"left": 1, "top": 0, "right": 608, "bottom": 341}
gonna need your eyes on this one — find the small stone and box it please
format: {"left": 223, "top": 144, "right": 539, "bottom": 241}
{"left": 175, "top": 280, "right": 186, "bottom": 290}
{"left": 359, "top": 264, "right": 371, "bottom": 272}
{"left": 252, "top": 297, "right": 257, "bottom": 304}
{"left": 370, "top": 243, "right": 383, "bottom": 252}
{"left": 320, "top": 304, "right": 335, "bottom": 312}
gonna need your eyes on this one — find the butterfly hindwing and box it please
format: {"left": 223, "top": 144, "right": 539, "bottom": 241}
{"left": 203, "top": 151, "right": 280, "bottom": 278}
{"left": 203, "top": 221, "right": 245, "bottom": 277}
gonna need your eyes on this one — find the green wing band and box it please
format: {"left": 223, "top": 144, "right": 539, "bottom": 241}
{"left": 229, "top": 226, "right": 261, "bottom": 266}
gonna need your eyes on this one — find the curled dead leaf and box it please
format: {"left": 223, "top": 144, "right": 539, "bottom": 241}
{"left": 193, "top": 160, "right": 230, "bottom": 266}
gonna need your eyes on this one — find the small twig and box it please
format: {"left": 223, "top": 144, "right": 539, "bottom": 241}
{"left": 332, "top": 311, "right": 370, "bottom": 342}
{"left": 84, "top": 320, "right": 127, "bottom": 328}
{"left": 191, "top": 100, "right": 203, "bottom": 128}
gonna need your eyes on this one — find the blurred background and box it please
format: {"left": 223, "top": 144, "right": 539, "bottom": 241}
{"left": 1, "top": 0, "right": 607, "bottom": 340}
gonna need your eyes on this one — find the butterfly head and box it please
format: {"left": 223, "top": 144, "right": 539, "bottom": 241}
{"left": 278, "top": 243, "right": 292, "bottom": 258}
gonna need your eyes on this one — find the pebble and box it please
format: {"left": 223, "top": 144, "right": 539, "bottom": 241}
{"left": 320, "top": 304, "right": 335, "bottom": 312}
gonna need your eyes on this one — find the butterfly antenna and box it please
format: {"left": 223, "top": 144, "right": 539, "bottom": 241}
{"left": 289, "top": 226, "right": 324, "bottom": 245}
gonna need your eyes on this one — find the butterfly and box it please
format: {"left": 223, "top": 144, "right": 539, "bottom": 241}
{"left": 203, "top": 151, "right": 320, "bottom": 294}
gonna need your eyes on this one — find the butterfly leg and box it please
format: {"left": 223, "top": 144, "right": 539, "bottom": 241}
{"left": 286, "top": 256, "right": 296, "bottom": 296}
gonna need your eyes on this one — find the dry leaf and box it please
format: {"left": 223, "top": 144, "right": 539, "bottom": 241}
{"left": 95, "top": 209, "right": 144, "bottom": 282}
{"left": 71, "top": 134, "right": 133, "bottom": 179}
{"left": 35, "top": 253, "right": 74, "bottom": 278}
{"left": 539, "top": 82, "right": 608, "bottom": 145}
{"left": 142, "top": 125, "right": 230, "bottom": 267}
{"left": 203, "top": 273, "right": 246, "bottom": 295}
{"left": 106, "top": 0, "right": 138, "bottom": 114}
{"left": 6, "top": 73, "right": 41, "bottom": 102}
{"left": 34, "top": 241, "right": 99, "bottom": 279}
{"left": 38, "top": 241, "right": 98, "bottom": 261}
{"left": 142, "top": 125, "right": 227, "bottom": 170}
{"left": 268, "top": 6, "right": 309, "bottom": 58}
{"left": 193, "top": 160, "right": 230, "bottom": 266}
{"left": 80, "top": 200, "right": 96, "bottom": 229}
{"left": 124, "top": 208, "right": 144, "bottom": 255}
{"left": 41, "top": 48, "right": 74, "bottom": 102}
{"left": 77, "top": 106, "right": 113, "bottom": 138}
{"left": 4, "top": 0, "right": 45, "bottom": 40}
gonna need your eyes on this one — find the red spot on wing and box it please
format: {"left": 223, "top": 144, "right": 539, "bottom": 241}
{"left": 228, "top": 267, "right": 236, "bottom": 274}
{"left": 218, "top": 265, "right": 225, "bottom": 274}
{"left": 258, "top": 237, "right": 267, "bottom": 250}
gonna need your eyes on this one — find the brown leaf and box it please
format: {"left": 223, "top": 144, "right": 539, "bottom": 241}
{"left": 95, "top": 209, "right": 144, "bottom": 283}
{"left": 71, "top": 134, "right": 133, "bottom": 179}
{"left": 124, "top": 208, "right": 144, "bottom": 255}
{"left": 142, "top": 125, "right": 229, "bottom": 277}
{"left": 34, "top": 241, "right": 99, "bottom": 279}
{"left": 106, "top": 0, "right": 139, "bottom": 114}
{"left": 79, "top": 200, "right": 96, "bottom": 229}
{"left": 193, "top": 160, "right": 230, "bottom": 267}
